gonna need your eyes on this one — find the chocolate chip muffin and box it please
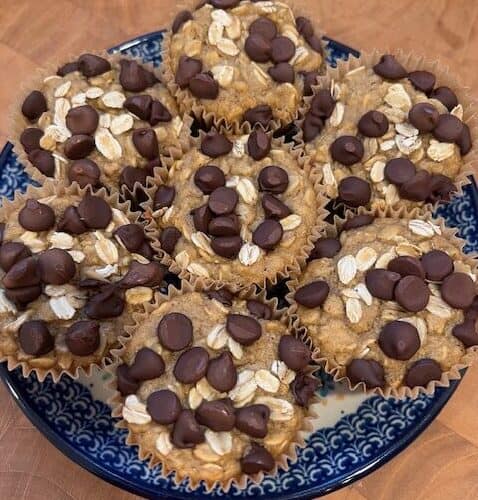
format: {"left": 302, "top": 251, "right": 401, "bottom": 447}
{"left": 14, "top": 53, "right": 188, "bottom": 193}
{"left": 289, "top": 213, "right": 478, "bottom": 396}
{"left": 0, "top": 181, "right": 167, "bottom": 380}
{"left": 144, "top": 130, "right": 325, "bottom": 289}
{"left": 111, "top": 285, "right": 317, "bottom": 489}
{"left": 164, "top": 1, "right": 323, "bottom": 130}
{"left": 300, "top": 53, "right": 475, "bottom": 210}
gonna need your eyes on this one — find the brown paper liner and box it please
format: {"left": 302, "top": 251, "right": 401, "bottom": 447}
{"left": 287, "top": 204, "right": 478, "bottom": 399}
{"left": 161, "top": 1, "right": 326, "bottom": 135}
{"left": 106, "top": 279, "right": 319, "bottom": 492}
{"left": 294, "top": 49, "right": 478, "bottom": 212}
{"left": 0, "top": 179, "right": 144, "bottom": 382}
{"left": 140, "top": 128, "right": 329, "bottom": 291}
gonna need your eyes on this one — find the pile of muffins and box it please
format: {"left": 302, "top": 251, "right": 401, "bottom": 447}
{"left": 1, "top": 0, "right": 477, "bottom": 491}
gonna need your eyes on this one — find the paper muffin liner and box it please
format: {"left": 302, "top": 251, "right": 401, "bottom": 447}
{"left": 294, "top": 49, "right": 478, "bottom": 213}
{"left": 106, "top": 278, "right": 319, "bottom": 492}
{"left": 287, "top": 204, "right": 478, "bottom": 399}
{"left": 0, "top": 178, "right": 145, "bottom": 382}
{"left": 161, "top": 1, "right": 326, "bottom": 136}
{"left": 140, "top": 128, "right": 329, "bottom": 292}
{"left": 10, "top": 49, "right": 191, "bottom": 195}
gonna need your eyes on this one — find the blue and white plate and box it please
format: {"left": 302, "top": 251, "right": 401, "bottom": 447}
{"left": 0, "top": 31, "right": 476, "bottom": 499}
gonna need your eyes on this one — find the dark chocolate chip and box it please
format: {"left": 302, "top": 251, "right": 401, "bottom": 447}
{"left": 128, "top": 347, "right": 165, "bottom": 381}
{"left": 78, "top": 54, "right": 111, "bottom": 77}
{"left": 421, "top": 250, "right": 453, "bottom": 281}
{"left": 159, "top": 226, "right": 181, "bottom": 254}
{"left": 235, "top": 404, "right": 270, "bottom": 438}
{"left": 208, "top": 187, "right": 238, "bottom": 215}
{"left": 310, "top": 89, "right": 336, "bottom": 119}
{"left": 123, "top": 94, "right": 153, "bottom": 121}
{"left": 194, "top": 165, "right": 225, "bottom": 194}
{"left": 5, "top": 284, "right": 42, "bottom": 308}
{"left": 244, "top": 34, "right": 271, "bottom": 63}
{"left": 57, "top": 206, "right": 87, "bottom": 235}
{"left": 394, "top": 275, "right": 430, "bottom": 312}
{"left": 120, "top": 261, "right": 166, "bottom": 288}
{"left": 78, "top": 194, "right": 112, "bottom": 229}
{"left": 20, "top": 127, "right": 43, "bottom": 153}
{"left": 65, "top": 320, "right": 100, "bottom": 356}
{"left": 240, "top": 443, "right": 274, "bottom": 474}
{"left": 270, "top": 36, "right": 295, "bottom": 63}
{"left": 342, "top": 214, "right": 374, "bottom": 231}
{"left": 154, "top": 185, "right": 176, "bottom": 209}
{"left": 147, "top": 389, "right": 182, "bottom": 424}
{"left": 306, "top": 34, "right": 323, "bottom": 53}
{"left": 18, "top": 199, "right": 55, "bottom": 232}
{"left": 294, "top": 280, "right": 329, "bottom": 308}
{"left": 279, "top": 335, "right": 311, "bottom": 371}
{"left": 388, "top": 256, "right": 425, "bottom": 278}
{"left": 379, "top": 320, "right": 420, "bottom": 361}
{"left": 3, "top": 257, "right": 40, "bottom": 289}
{"left": 211, "top": 235, "right": 242, "bottom": 258}
{"left": 196, "top": 399, "right": 236, "bottom": 432}
{"left": 57, "top": 61, "right": 79, "bottom": 77}
{"left": 28, "top": 150, "right": 55, "bottom": 177}
{"left": 38, "top": 248, "right": 76, "bottom": 285}
{"left": 268, "top": 63, "right": 294, "bottom": 83}
{"left": 85, "top": 286, "right": 125, "bottom": 319}
{"left": 338, "top": 176, "right": 371, "bottom": 207}
{"left": 201, "top": 131, "right": 233, "bottom": 157}
{"left": 119, "top": 166, "right": 149, "bottom": 190}
{"left": 408, "top": 70, "right": 436, "bottom": 94}
{"left": 0, "top": 242, "right": 32, "bottom": 272}
{"left": 346, "top": 359, "right": 385, "bottom": 389}
{"left": 64, "top": 134, "right": 95, "bottom": 160}
{"left": 408, "top": 102, "right": 439, "bottom": 133}
{"left": 157, "top": 312, "right": 193, "bottom": 351}
{"left": 68, "top": 159, "right": 101, "bottom": 188}
{"left": 171, "top": 409, "right": 205, "bottom": 448}
{"left": 258, "top": 165, "right": 289, "bottom": 194}
{"left": 226, "top": 313, "right": 262, "bottom": 346}
{"left": 432, "top": 114, "right": 464, "bottom": 143}
{"left": 261, "top": 194, "right": 291, "bottom": 219}
{"left": 384, "top": 158, "right": 416, "bottom": 186}
{"left": 399, "top": 170, "right": 432, "bottom": 202}
{"left": 290, "top": 373, "right": 319, "bottom": 406}
{"left": 302, "top": 112, "right": 324, "bottom": 142}
{"left": 21, "top": 91, "right": 47, "bottom": 121}
{"left": 357, "top": 110, "right": 389, "bottom": 137}
{"left": 248, "top": 129, "right": 271, "bottom": 160}
{"left": 249, "top": 16, "right": 277, "bottom": 40}
{"left": 119, "top": 59, "right": 157, "bottom": 92}
{"left": 207, "top": 288, "right": 234, "bottom": 306}
{"left": 452, "top": 319, "right": 478, "bottom": 348}
{"left": 173, "top": 347, "right": 209, "bottom": 384}
{"left": 175, "top": 56, "right": 203, "bottom": 89}
{"left": 429, "top": 174, "right": 457, "bottom": 202}
{"left": 373, "top": 54, "right": 407, "bottom": 80}
{"left": 116, "top": 364, "right": 140, "bottom": 396}
{"left": 189, "top": 72, "right": 219, "bottom": 99}
{"left": 172, "top": 10, "right": 193, "bottom": 33}
{"left": 192, "top": 203, "right": 213, "bottom": 233}
{"left": 209, "top": 0, "right": 240, "bottom": 8}
{"left": 206, "top": 351, "right": 237, "bottom": 392}
{"left": 150, "top": 100, "right": 172, "bottom": 125}
{"left": 114, "top": 224, "right": 145, "bottom": 252}
{"left": 208, "top": 214, "right": 240, "bottom": 236}
{"left": 457, "top": 123, "right": 472, "bottom": 156}
{"left": 132, "top": 128, "right": 159, "bottom": 160}
{"left": 302, "top": 70, "right": 320, "bottom": 96}
{"left": 431, "top": 86, "right": 459, "bottom": 111}
{"left": 252, "top": 219, "right": 283, "bottom": 250}
{"left": 66, "top": 105, "right": 99, "bottom": 135}
{"left": 309, "top": 237, "right": 341, "bottom": 260}
{"left": 244, "top": 105, "right": 273, "bottom": 128}
{"left": 365, "top": 269, "right": 401, "bottom": 300}
{"left": 295, "top": 16, "right": 314, "bottom": 38}
{"left": 404, "top": 358, "right": 442, "bottom": 388}
{"left": 18, "top": 320, "right": 54, "bottom": 356}
{"left": 330, "top": 136, "right": 364, "bottom": 165}
{"left": 246, "top": 300, "right": 272, "bottom": 319}
{"left": 441, "top": 272, "right": 475, "bottom": 309}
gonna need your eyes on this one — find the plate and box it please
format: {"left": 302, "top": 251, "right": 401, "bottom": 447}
{"left": 0, "top": 30, "right": 476, "bottom": 499}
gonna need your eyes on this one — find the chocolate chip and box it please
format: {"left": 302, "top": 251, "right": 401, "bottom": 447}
{"left": 78, "top": 54, "right": 111, "bottom": 77}
{"left": 441, "top": 272, "right": 475, "bottom": 309}
{"left": 432, "top": 114, "right": 464, "bottom": 143}
{"left": 57, "top": 61, "right": 79, "bottom": 76}
{"left": 211, "top": 235, "right": 242, "bottom": 258}
{"left": 78, "top": 194, "right": 112, "bottom": 229}
{"left": 192, "top": 203, "right": 213, "bottom": 233}
{"left": 302, "top": 113, "right": 324, "bottom": 142}
{"left": 119, "top": 166, "right": 149, "bottom": 191}
{"left": 294, "top": 280, "right": 329, "bottom": 308}
{"left": 160, "top": 226, "right": 181, "bottom": 254}
{"left": 306, "top": 34, "right": 323, "bottom": 54}
{"left": 379, "top": 320, "right": 420, "bottom": 361}
{"left": 28, "top": 150, "right": 55, "bottom": 177}
{"left": 85, "top": 286, "right": 125, "bottom": 319}
{"left": 388, "top": 256, "right": 425, "bottom": 278}
{"left": 246, "top": 300, "right": 272, "bottom": 319}
{"left": 302, "top": 70, "right": 320, "bottom": 96}
{"left": 172, "top": 409, "right": 205, "bottom": 449}
{"left": 457, "top": 123, "right": 472, "bottom": 156}
{"left": 64, "top": 134, "right": 95, "bottom": 160}
{"left": 68, "top": 159, "right": 101, "bottom": 188}
{"left": 236, "top": 405, "right": 270, "bottom": 438}
{"left": 3, "top": 257, "right": 40, "bottom": 289}
{"left": 394, "top": 276, "right": 430, "bottom": 312}
{"left": 150, "top": 100, "right": 172, "bottom": 125}
{"left": 175, "top": 56, "right": 203, "bottom": 89}
{"left": 207, "top": 351, "right": 237, "bottom": 392}
{"left": 201, "top": 131, "right": 233, "bottom": 157}
{"left": 153, "top": 185, "right": 176, "bottom": 210}
{"left": 120, "top": 261, "right": 166, "bottom": 288}
{"left": 18, "top": 199, "right": 55, "bottom": 232}
{"left": 18, "top": 320, "right": 54, "bottom": 356}
{"left": 291, "top": 373, "right": 319, "bottom": 406}
{"left": 174, "top": 347, "right": 209, "bottom": 384}
{"left": 249, "top": 16, "right": 277, "bottom": 40}
{"left": 119, "top": 59, "right": 157, "bottom": 92}
{"left": 279, "top": 335, "right": 311, "bottom": 371}
{"left": 421, "top": 250, "right": 453, "bottom": 281}
{"left": 114, "top": 224, "right": 145, "bottom": 252}
{"left": 189, "top": 72, "right": 219, "bottom": 99}
{"left": 271, "top": 36, "right": 295, "bottom": 63}
{"left": 20, "top": 128, "right": 43, "bottom": 153}
{"left": 338, "top": 176, "right": 371, "bottom": 207}
{"left": 208, "top": 187, "right": 238, "bottom": 215}
{"left": 452, "top": 319, "right": 478, "bottom": 348}
{"left": 147, "top": 389, "right": 182, "bottom": 424}
{"left": 209, "top": 0, "right": 240, "bottom": 7}
{"left": 309, "top": 237, "right": 341, "bottom": 261}
{"left": 358, "top": 110, "right": 389, "bottom": 137}
{"left": 384, "top": 158, "right": 416, "bottom": 186}
{"left": 116, "top": 364, "right": 140, "bottom": 396}
{"left": 0, "top": 242, "right": 31, "bottom": 272}
{"left": 21, "top": 91, "right": 47, "bottom": 121}
{"left": 194, "top": 165, "right": 225, "bottom": 194}
{"left": 295, "top": 16, "right": 314, "bottom": 38}
{"left": 365, "top": 269, "right": 401, "bottom": 300}
{"left": 330, "top": 136, "right": 364, "bottom": 166}
{"left": 226, "top": 313, "right": 262, "bottom": 345}
{"left": 208, "top": 214, "right": 240, "bottom": 236}
{"left": 346, "top": 359, "right": 385, "bottom": 389}
{"left": 196, "top": 399, "right": 235, "bottom": 432}
{"left": 244, "top": 105, "right": 273, "bottom": 128}
{"left": 245, "top": 34, "right": 271, "bottom": 63}
{"left": 310, "top": 89, "right": 336, "bottom": 119}
{"left": 404, "top": 358, "right": 442, "bottom": 388}
{"left": 38, "top": 249, "right": 76, "bottom": 285}
{"left": 429, "top": 174, "right": 456, "bottom": 203}
{"left": 65, "top": 320, "right": 100, "bottom": 356}
{"left": 172, "top": 9, "right": 193, "bottom": 33}
{"left": 258, "top": 165, "right": 289, "bottom": 193}
{"left": 132, "top": 128, "right": 159, "bottom": 160}
{"left": 431, "top": 86, "right": 459, "bottom": 111}
{"left": 5, "top": 285, "right": 42, "bottom": 307}
{"left": 252, "top": 219, "right": 283, "bottom": 250}
{"left": 261, "top": 194, "right": 291, "bottom": 220}
{"left": 248, "top": 129, "right": 271, "bottom": 160}
{"left": 408, "top": 70, "right": 436, "bottom": 94}
{"left": 66, "top": 105, "right": 99, "bottom": 135}
{"left": 207, "top": 288, "right": 234, "bottom": 306}
{"left": 157, "top": 312, "right": 193, "bottom": 351}
{"left": 268, "top": 63, "right": 294, "bottom": 83}
{"left": 240, "top": 443, "right": 274, "bottom": 474}
{"left": 373, "top": 54, "right": 407, "bottom": 80}
{"left": 123, "top": 94, "right": 153, "bottom": 121}
{"left": 128, "top": 347, "right": 165, "bottom": 381}
{"left": 408, "top": 103, "right": 439, "bottom": 133}
{"left": 57, "top": 206, "right": 87, "bottom": 235}
{"left": 399, "top": 170, "right": 432, "bottom": 202}
{"left": 342, "top": 215, "right": 374, "bottom": 231}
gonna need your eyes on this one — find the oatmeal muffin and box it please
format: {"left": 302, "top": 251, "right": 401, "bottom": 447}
{"left": 110, "top": 285, "right": 318, "bottom": 489}
{"left": 289, "top": 213, "right": 478, "bottom": 397}
{"left": 14, "top": 52, "right": 188, "bottom": 194}
{"left": 0, "top": 181, "right": 168, "bottom": 380}
{"left": 300, "top": 53, "right": 475, "bottom": 210}
{"left": 164, "top": 1, "right": 323, "bottom": 130}
{"left": 144, "top": 129, "right": 325, "bottom": 289}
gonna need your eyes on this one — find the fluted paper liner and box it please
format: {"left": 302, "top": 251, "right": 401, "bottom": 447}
{"left": 107, "top": 279, "right": 320, "bottom": 492}
{"left": 0, "top": 179, "right": 145, "bottom": 382}
{"left": 295, "top": 49, "right": 478, "bottom": 212}
{"left": 287, "top": 204, "right": 478, "bottom": 399}
{"left": 140, "top": 128, "right": 328, "bottom": 291}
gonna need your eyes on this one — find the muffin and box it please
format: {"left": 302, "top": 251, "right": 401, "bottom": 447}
{"left": 14, "top": 52, "right": 189, "bottom": 194}
{"left": 110, "top": 285, "right": 318, "bottom": 490}
{"left": 300, "top": 52, "right": 475, "bottom": 210}
{"left": 164, "top": 1, "right": 323, "bottom": 131}
{"left": 143, "top": 129, "right": 325, "bottom": 289}
{"left": 289, "top": 212, "right": 478, "bottom": 397}
{"left": 0, "top": 180, "right": 168, "bottom": 380}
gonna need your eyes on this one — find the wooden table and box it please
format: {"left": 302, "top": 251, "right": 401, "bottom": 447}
{"left": 1, "top": 1, "right": 478, "bottom": 499}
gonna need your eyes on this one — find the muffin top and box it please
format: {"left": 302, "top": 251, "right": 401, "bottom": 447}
{"left": 166, "top": 1, "right": 323, "bottom": 128}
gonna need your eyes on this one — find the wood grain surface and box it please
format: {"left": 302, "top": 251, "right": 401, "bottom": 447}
{"left": 1, "top": 1, "right": 478, "bottom": 499}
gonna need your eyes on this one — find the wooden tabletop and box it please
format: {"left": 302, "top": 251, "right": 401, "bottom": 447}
{"left": 1, "top": 1, "right": 478, "bottom": 499}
